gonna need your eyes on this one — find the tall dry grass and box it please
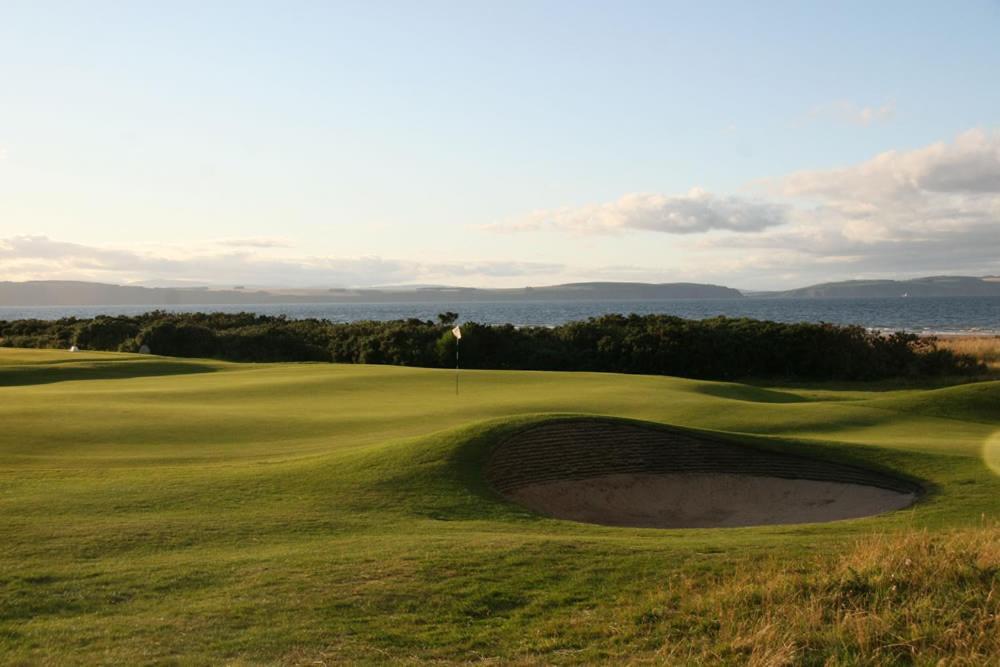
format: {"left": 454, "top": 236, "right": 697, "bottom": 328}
{"left": 936, "top": 335, "right": 1000, "bottom": 371}
{"left": 617, "top": 525, "right": 999, "bottom": 665}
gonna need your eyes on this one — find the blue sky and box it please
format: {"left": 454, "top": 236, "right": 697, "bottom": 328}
{"left": 2, "top": 1, "right": 999, "bottom": 288}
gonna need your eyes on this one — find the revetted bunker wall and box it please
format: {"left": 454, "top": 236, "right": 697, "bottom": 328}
{"left": 486, "top": 419, "right": 921, "bottom": 495}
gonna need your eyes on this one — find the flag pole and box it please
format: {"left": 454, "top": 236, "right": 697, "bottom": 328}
{"left": 450, "top": 323, "right": 462, "bottom": 396}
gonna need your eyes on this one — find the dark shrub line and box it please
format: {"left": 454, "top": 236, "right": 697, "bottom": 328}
{"left": 0, "top": 311, "right": 983, "bottom": 380}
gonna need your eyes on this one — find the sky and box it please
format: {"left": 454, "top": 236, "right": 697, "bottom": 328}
{"left": 1, "top": 1, "right": 999, "bottom": 289}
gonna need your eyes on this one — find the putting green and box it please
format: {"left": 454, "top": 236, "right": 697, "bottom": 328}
{"left": 0, "top": 348, "right": 997, "bottom": 664}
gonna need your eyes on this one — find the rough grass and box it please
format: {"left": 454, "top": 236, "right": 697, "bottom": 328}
{"left": 937, "top": 335, "right": 1000, "bottom": 371}
{"left": 0, "top": 349, "right": 998, "bottom": 665}
{"left": 629, "top": 525, "right": 999, "bottom": 665}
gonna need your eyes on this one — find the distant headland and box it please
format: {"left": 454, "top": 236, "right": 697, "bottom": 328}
{"left": 2, "top": 275, "right": 1000, "bottom": 307}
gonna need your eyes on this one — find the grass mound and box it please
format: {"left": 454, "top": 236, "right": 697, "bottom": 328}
{"left": 0, "top": 348, "right": 997, "bottom": 663}
{"left": 867, "top": 380, "right": 1000, "bottom": 424}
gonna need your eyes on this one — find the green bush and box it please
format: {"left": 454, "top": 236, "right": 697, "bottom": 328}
{"left": 135, "top": 321, "right": 219, "bottom": 358}
{"left": 0, "top": 311, "right": 985, "bottom": 380}
{"left": 74, "top": 316, "right": 141, "bottom": 351}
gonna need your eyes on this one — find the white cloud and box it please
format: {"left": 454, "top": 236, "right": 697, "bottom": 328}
{"left": 490, "top": 189, "right": 788, "bottom": 235}
{"left": 482, "top": 128, "right": 1000, "bottom": 287}
{"left": 808, "top": 100, "right": 896, "bottom": 127}
{"left": 689, "top": 129, "right": 1000, "bottom": 283}
{"left": 212, "top": 237, "right": 294, "bottom": 249}
{"left": 0, "top": 236, "right": 566, "bottom": 287}
{"left": 782, "top": 128, "right": 1000, "bottom": 201}
{"left": 507, "top": 129, "right": 1000, "bottom": 285}
{"left": 772, "top": 129, "right": 1000, "bottom": 254}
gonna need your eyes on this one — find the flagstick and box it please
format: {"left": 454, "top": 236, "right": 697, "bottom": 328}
{"left": 450, "top": 323, "right": 462, "bottom": 395}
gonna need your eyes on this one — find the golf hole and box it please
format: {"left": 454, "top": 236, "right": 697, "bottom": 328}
{"left": 487, "top": 420, "right": 919, "bottom": 528}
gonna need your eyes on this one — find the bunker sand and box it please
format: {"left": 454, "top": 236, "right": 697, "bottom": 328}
{"left": 508, "top": 473, "right": 916, "bottom": 528}
{"left": 489, "top": 419, "right": 919, "bottom": 528}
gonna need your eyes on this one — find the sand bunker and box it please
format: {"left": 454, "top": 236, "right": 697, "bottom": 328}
{"left": 487, "top": 420, "right": 919, "bottom": 528}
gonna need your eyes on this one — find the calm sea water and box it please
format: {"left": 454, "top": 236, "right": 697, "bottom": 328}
{"left": 1, "top": 296, "right": 999, "bottom": 335}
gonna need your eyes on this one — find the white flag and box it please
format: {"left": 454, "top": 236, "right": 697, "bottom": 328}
{"left": 451, "top": 325, "right": 462, "bottom": 340}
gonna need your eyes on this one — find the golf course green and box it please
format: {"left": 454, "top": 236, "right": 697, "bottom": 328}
{"left": 1, "top": 348, "right": 997, "bottom": 664}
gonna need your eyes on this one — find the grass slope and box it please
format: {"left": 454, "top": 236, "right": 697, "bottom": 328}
{"left": 0, "top": 349, "right": 997, "bottom": 664}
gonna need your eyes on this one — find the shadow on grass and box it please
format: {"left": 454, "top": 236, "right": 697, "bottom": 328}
{"left": 741, "top": 374, "right": 996, "bottom": 393}
{"left": 0, "top": 360, "right": 217, "bottom": 387}
{"left": 353, "top": 416, "right": 558, "bottom": 525}
{"left": 692, "top": 383, "right": 813, "bottom": 404}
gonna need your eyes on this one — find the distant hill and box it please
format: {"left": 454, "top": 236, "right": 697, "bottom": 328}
{"left": 0, "top": 280, "right": 742, "bottom": 307}
{"left": 4, "top": 276, "right": 1000, "bottom": 308}
{"left": 762, "top": 276, "right": 1000, "bottom": 298}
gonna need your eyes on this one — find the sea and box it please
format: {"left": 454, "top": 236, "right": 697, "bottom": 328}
{"left": 2, "top": 296, "right": 999, "bottom": 335}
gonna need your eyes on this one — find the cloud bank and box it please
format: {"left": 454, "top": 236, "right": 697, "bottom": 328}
{"left": 3, "top": 129, "right": 998, "bottom": 290}
{"left": 490, "top": 189, "right": 788, "bottom": 235}
{"left": 782, "top": 128, "right": 1000, "bottom": 200}
{"left": 0, "top": 236, "right": 565, "bottom": 288}
{"left": 808, "top": 100, "right": 897, "bottom": 127}
{"left": 488, "top": 128, "right": 1000, "bottom": 285}
{"left": 762, "top": 128, "right": 1000, "bottom": 275}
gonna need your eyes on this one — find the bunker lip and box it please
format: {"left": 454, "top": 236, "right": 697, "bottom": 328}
{"left": 487, "top": 419, "right": 920, "bottom": 529}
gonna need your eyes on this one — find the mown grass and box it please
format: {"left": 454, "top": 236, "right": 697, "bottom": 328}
{"left": 0, "top": 349, "right": 998, "bottom": 664}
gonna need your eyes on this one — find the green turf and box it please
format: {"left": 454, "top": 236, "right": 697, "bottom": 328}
{"left": 1, "top": 349, "right": 997, "bottom": 664}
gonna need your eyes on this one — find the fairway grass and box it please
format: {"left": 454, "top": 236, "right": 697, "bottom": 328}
{"left": 1, "top": 349, "right": 997, "bottom": 664}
